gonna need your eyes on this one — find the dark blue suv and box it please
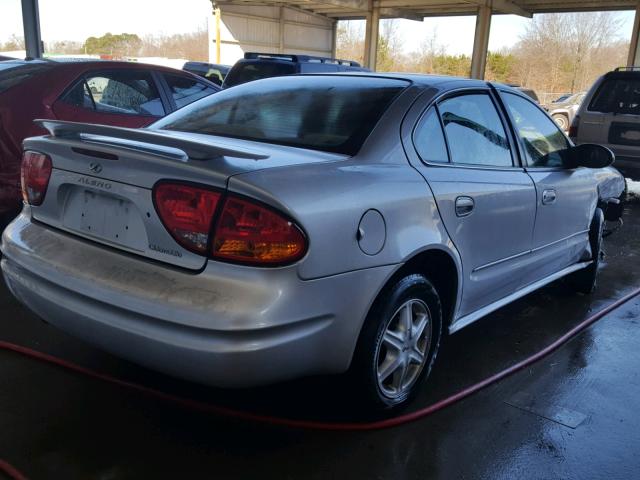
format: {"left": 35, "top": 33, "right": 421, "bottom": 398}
{"left": 222, "top": 52, "right": 368, "bottom": 88}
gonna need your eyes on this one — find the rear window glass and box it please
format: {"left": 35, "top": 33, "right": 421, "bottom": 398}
{"left": 0, "top": 62, "right": 53, "bottom": 94}
{"left": 589, "top": 77, "right": 640, "bottom": 114}
{"left": 223, "top": 61, "right": 296, "bottom": 87}
{"left": 154, "top": 76, "right": 408, "bottom": 155}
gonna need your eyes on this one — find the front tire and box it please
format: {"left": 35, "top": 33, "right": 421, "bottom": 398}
{"left": 350, "top": 274, "right": 443, "bottom": 410}
{"left": 568, "top": 208, "right": 604, "bottom": 294}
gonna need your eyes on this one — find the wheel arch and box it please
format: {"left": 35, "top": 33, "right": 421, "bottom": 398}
{"left": 364, "top": 246, "right": 462, "bottom": 334}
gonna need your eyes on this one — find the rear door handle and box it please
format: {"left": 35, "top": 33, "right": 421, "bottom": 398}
{"left": 455, "top": 196, "right": 475, "bottom": 217}
{"left": 542, "top": 189, "right": 557, "bottom": 205}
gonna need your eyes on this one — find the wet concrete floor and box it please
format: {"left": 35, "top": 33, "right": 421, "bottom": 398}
{"left": 1, "top": 202, "right": 639, "bottom": 479}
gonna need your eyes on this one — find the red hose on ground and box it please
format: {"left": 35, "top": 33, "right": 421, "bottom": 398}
{"left": 1, "top": 286, "right": 640, "bottom": 434}
{"left": 0, "top": 459, "right": 28, "bottom": 480}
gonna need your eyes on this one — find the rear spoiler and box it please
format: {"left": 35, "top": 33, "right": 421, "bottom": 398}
{"left": 35, "top": 119, "right": 269, "bottom": 161}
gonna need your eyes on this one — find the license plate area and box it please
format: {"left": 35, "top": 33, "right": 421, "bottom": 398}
{"left": 62, "top": 187, "right": 147, "bottom": 251}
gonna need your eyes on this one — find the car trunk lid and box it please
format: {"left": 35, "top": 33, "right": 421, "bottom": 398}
{"left": 24, "top": 120, "right": 345, "bottom": 270}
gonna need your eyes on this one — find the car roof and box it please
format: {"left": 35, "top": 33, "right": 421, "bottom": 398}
{"left": 603, "top": 69, "right": 640, "bottom": 80}
{"left": 185, "top": 61, "right": 231, "bottom": 68}
{"left": 0, "top": 57, "right": 221, "bottom": 92}
{"left": 300, "top": 71, "right": 511, "bottom": 90}
{"left": 2, "top": 57, "right": 199, "bottom": 73}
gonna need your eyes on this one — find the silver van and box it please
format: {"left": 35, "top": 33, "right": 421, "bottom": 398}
{"left": 571, "top": 67, "right": 640, "bottom": 178}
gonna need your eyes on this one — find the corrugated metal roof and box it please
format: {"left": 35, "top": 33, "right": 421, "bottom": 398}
{"left": 215, "top": 0, "right": 636, "bottom": 21}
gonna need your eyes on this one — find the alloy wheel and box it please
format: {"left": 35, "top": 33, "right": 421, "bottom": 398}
{"left": 375, "top": 299, "right": 432, "bottom": 399}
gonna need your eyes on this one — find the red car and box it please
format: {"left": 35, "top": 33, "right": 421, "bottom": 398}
{"left": 0, "top": 58, "right": 220, "bottom": 220}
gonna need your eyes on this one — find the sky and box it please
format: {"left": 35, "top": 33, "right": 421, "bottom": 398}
{"left": 0, "top": 0, "right": 635, "bottom": 55}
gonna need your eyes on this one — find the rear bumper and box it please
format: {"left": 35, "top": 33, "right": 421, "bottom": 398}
{"left": 1, "top": 213, "right": 395, "bottom": 387}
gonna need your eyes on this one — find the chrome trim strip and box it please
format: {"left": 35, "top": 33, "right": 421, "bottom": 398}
{"left": 472, "top": 249, "right": 531, "bottom": 273}
{"left": 450, "top": 260, "right": 593, "bottom": 334}
{"left": 472, "top": 229, "right": 589, "bottom": 273}
{"left": 531, "top": 229, "right": 589, "bottom": 254}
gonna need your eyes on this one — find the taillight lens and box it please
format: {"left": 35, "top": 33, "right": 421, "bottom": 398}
{"left": 21, "top": 151, "right": 52, "bottom": 206}
{"left": 154, "top": 183, "right": 222, "bottom": 254}
{"left": 212, "top": 196, "right": 307, "bottom": 265}
{"left": 569, "top": 115, "right": 579, "bottom": 139}
{"left": 153, "top": 182, "right": 307, "bottom": 265}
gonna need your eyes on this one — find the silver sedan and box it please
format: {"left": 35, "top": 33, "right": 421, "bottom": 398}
{"left": 1, "top": 74, "right": 624, "bottom": 409}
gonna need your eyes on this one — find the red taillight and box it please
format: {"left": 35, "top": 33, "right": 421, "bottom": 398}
{"left": 212, "top": 196, "right": 307, "bottom": 265}
{"left": 153, "top": 182, "right": 307, "bottom": 265}
{"left": 153, "top": 183, "right": 222, "bottom": 254}
{"left": 569, "top": 115, "right": 579, "bottom": 139}
{"left": 21, "top": 151, "right": 52, "bottom": 206}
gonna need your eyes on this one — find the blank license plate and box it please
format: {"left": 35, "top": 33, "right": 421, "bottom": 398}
{"left": 77, "top": 190, "right": 134, "bottom": 243}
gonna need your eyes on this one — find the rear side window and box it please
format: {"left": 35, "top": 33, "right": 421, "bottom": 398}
{"left": 224, "top": 62, "right": 297, "bottom": 87}
{"left": 162, "top": 73, "right": 217, "bottom": 109}
{"left": 438, "top": 93, "right": 512, "bottom": 167}
{"left": 0, "top": 62, "right": 54, "bottom": 94}
{"left": 154, "top": 76, "right": 408, "bottom": 155}
{"left": 63, "top": 71, "right": 165, "bottom": 116}
{"left": 589, "top": 77, "right": 640, "bottom": 114}
{"left": 502, "top": 92, "right": 569, "bottom": 168}
{"left": 413, "top": 108, "right": 449, "bottom": 163}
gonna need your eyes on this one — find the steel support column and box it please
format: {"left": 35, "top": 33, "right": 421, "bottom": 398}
{"left": 470, "top": 4, "right": 492, "bottom": 79}
{"left": 363, "top": 5, "right": 380, "bottom": 71}
{"left": 331, "top": 20, "right": 338, "bottom": 58}
{"left": 628, "top": 3, "right": 640, "bottom": 66}
{"left": 278, "top": 6, "right": 285, "bottom": 53}
{"left": 21, "top": 0, "right": 43, "bottom": 58}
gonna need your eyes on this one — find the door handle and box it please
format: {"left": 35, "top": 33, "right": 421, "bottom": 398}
{"left": 542, "top": 189, "right": 557, "bottom": 205}
{"left": 455, "top": 196, "right": 475, "bottom": 217}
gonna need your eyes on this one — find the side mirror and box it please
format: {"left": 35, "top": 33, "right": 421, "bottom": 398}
{"left": 565, "top": 143, "right": 615, "bottom": 169}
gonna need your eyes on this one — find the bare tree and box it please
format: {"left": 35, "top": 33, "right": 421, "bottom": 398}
{"left": 0, "top": 34, "right": 25, "bottom": 51}
{"left": 336, "top": 21, "right": 364, "bottom": 64}
{"left": 513, "top": 12, "right": 625, "bottom": 94}
{"left": 334, "top": 12, "right": 628, "bottom": 94}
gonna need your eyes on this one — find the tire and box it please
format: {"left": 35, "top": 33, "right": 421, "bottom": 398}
{"left": 568, "top": 208, "right": 604, "bottom": 294}
{"left": 552, "top": 113, "right": 569, "bottom": 131}
{"left": 350, "top": 274, "right": 443, "bottom": 410}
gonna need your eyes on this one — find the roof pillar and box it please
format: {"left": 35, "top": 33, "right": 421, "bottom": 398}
{"left": 470, "top": 4, "right": 492, "bottom": 79}
{"left": 21, "top": 0, "right": 43, "bottom": 58}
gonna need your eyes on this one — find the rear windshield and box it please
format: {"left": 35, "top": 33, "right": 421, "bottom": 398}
{"left": 0, "top": 62, "right": 54, "bottom": 94}
{"left": 223, "top": 61, "right": 296, "bottom": 87}
{"left": 153, "top": 76, "right": 408, "bottom": 155}
{"left": 589, "top": 77, "right": 640, "bottom": 114}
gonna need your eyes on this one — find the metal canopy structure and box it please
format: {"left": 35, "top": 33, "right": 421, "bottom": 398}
{"left": 212, "top": 0, "right": 639, "bottom": 78}
{"left": 217, "top": 0, "right": 636, "bottom": 19}
{"left": 18, "top": 0, "right": 640, "bottom": 79}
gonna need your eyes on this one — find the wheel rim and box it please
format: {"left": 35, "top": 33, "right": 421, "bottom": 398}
{"left": 375, "top": 299, "right": 432, "bottom": 399}
{"left": 554, "top": 115, "right": 567, "bottom": 130}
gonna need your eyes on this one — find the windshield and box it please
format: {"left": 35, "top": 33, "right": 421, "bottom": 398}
{"left": 589, "top": 77, "right": 640, "bottom": 114}
{"left": 0, "top": 61, "right": 54, "bottom": 94}
{"left": 153, "top": 76, "right": 409, "bottom": 155}
{"left": 223, "top": 61, "right": 297, "bottom": 87}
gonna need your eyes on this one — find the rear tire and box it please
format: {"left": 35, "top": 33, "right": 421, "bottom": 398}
{"left": 568, "top": 208, "right": 604, "bottom": 294}
{"left": 350, "top": 274, "right": 442, "bottom": 410}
